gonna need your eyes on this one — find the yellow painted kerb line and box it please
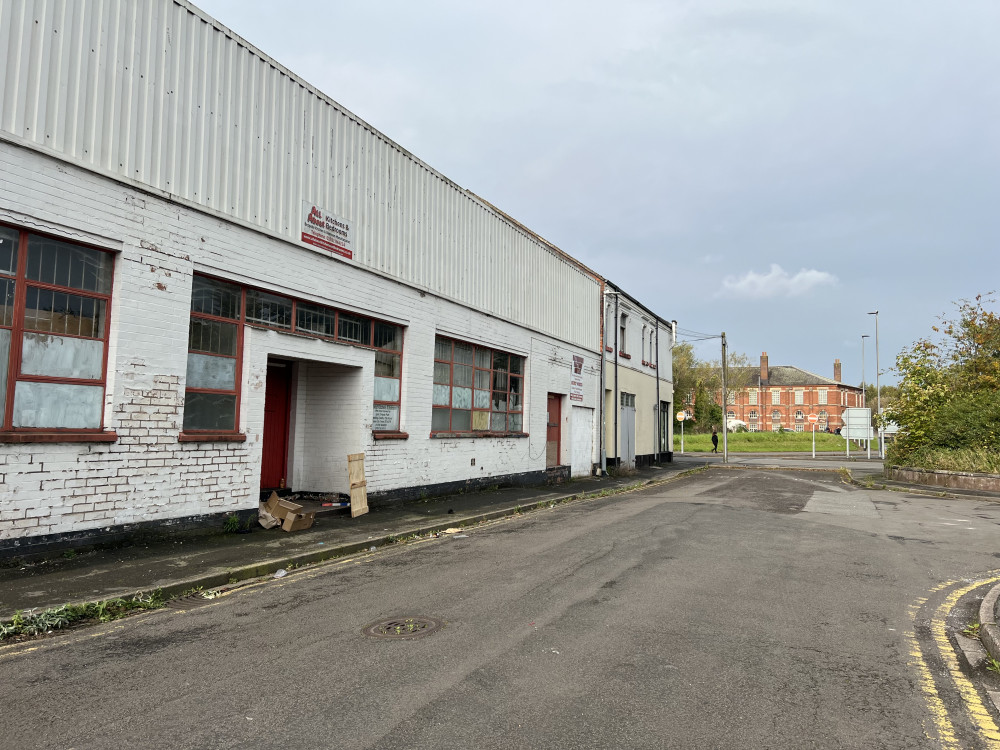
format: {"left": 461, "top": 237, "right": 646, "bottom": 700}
{"left": 933, "top": 577, "right": 1000, "bottom": 747}
{"left": 905, "top": 621, "right": 961, "bottom": 750}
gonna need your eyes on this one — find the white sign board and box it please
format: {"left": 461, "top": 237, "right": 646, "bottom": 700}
{"left": 301, "top": 201, "right": 353, "bottom": 260}
{"left": 841, "top": 407, "right": 873, "bottom": 440}
{"left": 570, "top": 355, "right": 584, "bottom": 402}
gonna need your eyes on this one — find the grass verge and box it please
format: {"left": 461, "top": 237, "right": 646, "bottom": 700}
{"left": 675, "top": 431, "right": 853, "bottom": 453}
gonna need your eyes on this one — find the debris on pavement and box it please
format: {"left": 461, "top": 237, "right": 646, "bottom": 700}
{"left": 273, "top": 569, "right": 288, "bottom": 578}
{"left": 261, "top": 492, "right": 316, "bottom": 532}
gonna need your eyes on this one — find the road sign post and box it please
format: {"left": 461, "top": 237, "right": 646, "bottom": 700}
{"left": 808, "top": 414, "right": 818, "bottom": 458}
{"left": 676, "top": 411, "right": 686, "bottom": 454}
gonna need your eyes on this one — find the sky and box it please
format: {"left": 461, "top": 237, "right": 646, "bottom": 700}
{"left": 195, "top": 0, "right": 1000, "bottom": 386}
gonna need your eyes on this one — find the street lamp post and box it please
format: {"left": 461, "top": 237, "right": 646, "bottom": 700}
{"left": 867, "top": 311, "right": 881, "bottom": 458}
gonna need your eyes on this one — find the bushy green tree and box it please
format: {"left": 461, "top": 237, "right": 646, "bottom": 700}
{"left": 886, "top": 294, "right": 1000, "bottom": 466}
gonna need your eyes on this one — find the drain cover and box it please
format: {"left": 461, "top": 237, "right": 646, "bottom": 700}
{"left": 165, "top": 593, "right": 211, "bottom": 610}
{"left": 362, "top": 616, "right": 445, "bottom": 640}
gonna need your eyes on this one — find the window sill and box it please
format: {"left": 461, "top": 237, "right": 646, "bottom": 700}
{"left": 431, "top": 431, "right": 528, "bottom": 439}
{"left": 618, "top": 352, "right": 631, "bottom": 359}
{"left": 178, "top": 432, "right": 248, "bottom": 443}
{"left": 373, "top": 431, "right": 409, "bottom": 440}
{"left": 0, "top": 430, "right": 118, "bottom": 444}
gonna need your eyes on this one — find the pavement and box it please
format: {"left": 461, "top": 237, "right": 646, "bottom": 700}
{"left": 2, "top": 451, "right": 999, "bottom": 627}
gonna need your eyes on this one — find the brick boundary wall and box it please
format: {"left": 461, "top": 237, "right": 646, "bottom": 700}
{"left": 886, "top": 466, "right": 1000, "bottom": 493}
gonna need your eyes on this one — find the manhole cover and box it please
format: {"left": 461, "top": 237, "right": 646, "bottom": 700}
{"left": 165, "top": 593, "right": 211, "bottom": 610}
{"left": 362, "top": 616, "right": 445, "bottom": 640}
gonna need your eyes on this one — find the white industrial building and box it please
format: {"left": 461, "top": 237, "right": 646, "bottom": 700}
{"left": 0, "top": 0, "right": 672, "bottom": 554}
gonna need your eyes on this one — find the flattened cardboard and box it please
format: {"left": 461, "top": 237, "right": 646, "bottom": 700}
{"left": 263, "top": 491, "right": 315, "bottom": 532}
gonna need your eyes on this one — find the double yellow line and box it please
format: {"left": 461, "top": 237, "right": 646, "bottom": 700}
{"left": 908, "top": 575, "right": 1000, "bottom": 748}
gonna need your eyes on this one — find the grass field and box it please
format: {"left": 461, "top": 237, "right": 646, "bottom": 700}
{"left": 674, "top": 430, "right": 856, "bottom": 453}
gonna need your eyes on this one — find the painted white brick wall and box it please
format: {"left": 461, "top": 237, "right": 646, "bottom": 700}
{"left": 0, "top": 143, "right": 602, "bottom": 542}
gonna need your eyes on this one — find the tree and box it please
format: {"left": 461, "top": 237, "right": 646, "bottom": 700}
{"left": 885, "top": 293, "right": 1000, "bottom": 464}
{"left": 671, "top": 342, "right": 698, "bottom": 408}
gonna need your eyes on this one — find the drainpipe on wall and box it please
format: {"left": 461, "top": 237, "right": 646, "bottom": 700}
{"left": 613, "top": 294, "right": 619, "bottom": 469}
{"left": 599, "top": 281, "right": 607, "bottom": 475}
{"left": 655, "top": 319, "right": 660, "bottom": 464}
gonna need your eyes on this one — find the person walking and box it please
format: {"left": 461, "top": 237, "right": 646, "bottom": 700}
{"left": 711, "top": 427, "right": 719, "bottom": 454}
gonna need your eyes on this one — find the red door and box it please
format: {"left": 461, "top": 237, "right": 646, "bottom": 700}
{"left": 261, "top": 361, "right": 292, "bottom": 489}
{"left": 546, "top": 393, "right": 561, "bottom": 468}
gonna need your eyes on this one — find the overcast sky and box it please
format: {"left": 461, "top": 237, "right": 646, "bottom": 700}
{"left": 195, "top": 0, "right": 1000, "bottom": 386}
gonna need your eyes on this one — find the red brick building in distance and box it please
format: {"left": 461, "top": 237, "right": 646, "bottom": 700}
{"left": 726, "top": 352, "right": 865, "bottom": 433}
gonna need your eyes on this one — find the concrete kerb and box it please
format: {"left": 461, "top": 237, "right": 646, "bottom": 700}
{"left": 979, "top": 583, "right": 1000, "bottom": 664}
{"left": 1, "top": 467, "right": 705, "bottom": 626}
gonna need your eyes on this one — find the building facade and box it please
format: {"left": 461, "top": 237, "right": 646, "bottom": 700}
{"left": 0, "top": 0, "right": 671, "bottom": 553}
{"left": 602, "top": 286, "right": 674, "bottom": 468}
{"left": 727, "top": 353, "right": 864, "bottom": 433}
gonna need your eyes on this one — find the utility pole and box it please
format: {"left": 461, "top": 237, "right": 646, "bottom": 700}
{"left": 721, "top": 331, "right": 728, "bottom": 463}
{"left": 868, "top": 311, "right": 882, "bottom": 458}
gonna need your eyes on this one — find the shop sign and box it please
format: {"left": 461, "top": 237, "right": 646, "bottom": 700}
{"left": 301, "top": 201, "right": 353, "bottom": 260}
{"left": 372, "top": 403, "right": 398, "bottom": 431}
{"left": 570, "top": 355, "right": 584, "bottom": 402}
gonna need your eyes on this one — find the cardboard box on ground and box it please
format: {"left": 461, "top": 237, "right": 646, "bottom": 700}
{"left": 259, "top": 492, "right": 316, "bottom": 532}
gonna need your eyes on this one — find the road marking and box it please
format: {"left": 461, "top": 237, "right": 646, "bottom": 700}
{"left": 905, "top": 626, "right": 961, "bottom": 749}
{"left": 932, "top": 578, "right": 1000, "bottom": 747}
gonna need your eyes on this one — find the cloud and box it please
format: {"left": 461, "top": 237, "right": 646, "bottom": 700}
{"left": 717, "top": 264, "right": 838, "bottom": 299}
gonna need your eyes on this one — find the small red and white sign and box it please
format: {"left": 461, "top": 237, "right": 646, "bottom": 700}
{"left": 301, "top": 201, "right": 353, "bottom": 260}
{"left": 807, "top": 414, "right": 819, "bottom": 424}
{"left": 570, "top": 355, "right": 585, "bottom": 402}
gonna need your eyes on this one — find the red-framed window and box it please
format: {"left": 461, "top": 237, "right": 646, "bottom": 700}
{"left": 432, "top": 336, "right": 524, "bottom": 435}
{"left": 0, "top": 223, "right": 114, "bottom": 436}
{"left": 183, "top": 274, "right": 404, "bottom": 436}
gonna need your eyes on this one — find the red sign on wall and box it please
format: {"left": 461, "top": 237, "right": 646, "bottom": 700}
{"left": 301, "top": 202, "right": 353, "bottom": 260}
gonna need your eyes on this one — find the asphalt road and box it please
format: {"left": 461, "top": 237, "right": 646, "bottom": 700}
{"left": 3, "top": 466, "right": 1000, "bottom": 749}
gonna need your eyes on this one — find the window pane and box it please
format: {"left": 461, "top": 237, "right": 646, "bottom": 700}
{"left": 433, "top": 361, "right": 451, "bottom": 385}
{"left": 510, "top": 357, "right": 523, "bottom": 375}
{"left": 0, "top": 328, "right": 9, "bottom": 418}
{"left": 509, "top": 413, "right": 523, "bottom": 432}
{"left": 510, "top": 376, "right": 522, "bottom": 395}
{"left": 493, "top": 391, "right": 508, "bottom": 412}
{"left": 0, "top": 277, "right": 13, "bottom": 327}
{"left": 24, "top": 287, "right": 106, "bottom": 337}
{"left": 296, "top": 303, "right": 336, "bottom": 337}
{"left": 374, "top": 322, "right": 402, "bottom": 351}
{"left": 246, "top": 290, "right": 292, "bottom": 328}
{"left": 375, "top": 351, "right": 401, "bottom": 378}
{"left": 21, "top": 332, "right": 104, "bottom": 380}
{"left": 434, "top": 337, "right": 452, "bottom": 361}
{"left": 338, "top": 313, "right": 370, "bottom": 344}
{"left": 183, "top": 391, "right": 236, "bottom": 431}
{"left": 453, "top": 386, "right": 472, "bottom": 409}
{"left": 186, "top": 352, "right": 236, "bottom": 390}
{"left": 509, "top": 393, "right": 522, "bottom": 411}
{"left": 13, "top": 381, "right": 103, "bottom": 428}
{"left": 474, "top": 348, "right": 491, "bottom": 368}
{"left": 431, "top": 408, "right": 450, "bottom": 431}
{"left": 454, "top": 342, "right": 473, "bottom": 365}
{"left": 374, "top": 376, "right": 400, "bottom": 402}
{"left": 189, "top": 318, "right": 238, "bottom": 356}
{"left": 474, "top": 389, "right": 490, "bottom": 409}
{"left": 490, "top": 412, "right": 507, "bottom": 432}
{"left": 453, "top": 364, "right": 472, "bottom": 387}
{"left": 493, "top": 352, "right": 508, "bottom": 372}
{"left": 432, "top": 384, "right": 451, "bottom": 406}
{"left": 0, "top": 226, "right": 18, "bottom": 275}
{"left": 26, "top": 235, "right": 112, "bottom": 293}
{"left": 191, "top": 276, "right": 241, "bottom": 319}
{"left": 472, "top": 410, "right": 490, "bottom": 431}
{"left": 452, "top": 409, "right": 471, "bottom": 431}
{"left": 492, "top": 371, "right": 508, "bottom": 391}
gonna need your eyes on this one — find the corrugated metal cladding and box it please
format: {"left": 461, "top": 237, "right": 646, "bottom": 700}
{"left": 0, "top": 0, "right": 600, "bottom": 349}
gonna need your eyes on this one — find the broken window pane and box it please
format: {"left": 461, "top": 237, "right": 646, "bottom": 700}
{"left": 186, "top": 352, "right": 237, "bottom": 390}
{"left": 183, "top": 392, "right": 236, "bottom": 431}
{"left": 21, "top": 332, "right": 104, "bottom": 380}
{"left": 13, "top": 381, "right": 103, "bottom": 428}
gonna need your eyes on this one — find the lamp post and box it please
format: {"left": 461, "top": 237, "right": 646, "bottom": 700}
{"left": 867, "top": 311, "right": 881, "bottom": 458}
